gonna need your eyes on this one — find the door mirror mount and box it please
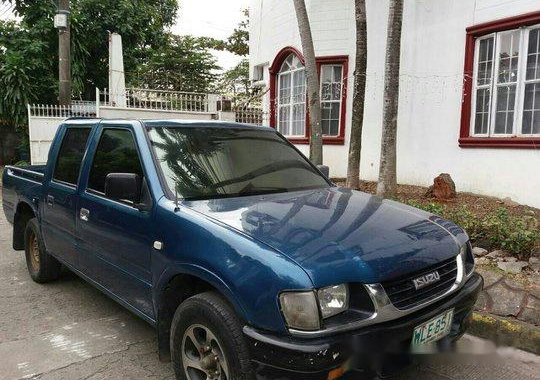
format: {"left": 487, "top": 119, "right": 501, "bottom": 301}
{"left": 316, "top": 164, "right": 330, "bottom": 178}
{"left": 134, "top": 202, "right": 151, "bottom": 212}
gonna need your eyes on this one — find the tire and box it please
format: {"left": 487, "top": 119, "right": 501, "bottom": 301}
{"left": 24, "top": 218, "right": 62, "bottom": 283}
{"left": 171, "top": 291, "right": 254, "bottom": 380}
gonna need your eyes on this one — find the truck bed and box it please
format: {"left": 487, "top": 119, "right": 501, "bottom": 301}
{"left": 1, "top": 165, "right": 46, "bottom": 224}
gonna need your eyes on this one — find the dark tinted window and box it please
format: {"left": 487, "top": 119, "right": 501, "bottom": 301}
{"left": 53, "top": 127, "right": 92, "bottom": 185}
{"left": 147, "top": 127, "right": 329, "bottom": 200}
{"left": 88, "top": 129, "right": 144, "bottom": 194}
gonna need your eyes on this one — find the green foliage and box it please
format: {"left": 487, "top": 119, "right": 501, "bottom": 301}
{"left": 405, "top": 200, "right": 445, "bottom": 216}
{"left": 406, "top": 200, "right": 540, "bottom": 259}
{"left": 198, "top": 9, "right": 249, "bottom": 57}
{"left": 69, "top": 0, "right": 179, "bottom": 97}
{"left": 130, "top": 34, "right": 219, "bottom": 93}
{"left": 0, "top": 17, "right": 57, "bottom": 127}
{"left": 0, "top": 0, "right": 179, "bottom": 129}
{"left": 225, "top": 8, "right": 249, "bottom": 56}
{"left": 481, "top": 208, "right": 538, "bottom": 257}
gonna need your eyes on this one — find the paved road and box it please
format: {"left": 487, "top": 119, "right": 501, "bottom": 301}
{"left": 0, "top": 200, "right": 538, "bottom": 380}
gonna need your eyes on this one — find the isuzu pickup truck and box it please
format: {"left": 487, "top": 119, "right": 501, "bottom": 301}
{"left": 2, "top": 119, "right": 482, "bottom": 380}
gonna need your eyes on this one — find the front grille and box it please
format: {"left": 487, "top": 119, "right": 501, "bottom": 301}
{"left": 382, "top": 257, "right": 458, "bottom": 310}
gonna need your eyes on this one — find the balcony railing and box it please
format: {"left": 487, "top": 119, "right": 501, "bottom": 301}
{"left": 98, "top": 88, "right": 215, "bottom": 113}
{"left": 234, "top": 107, "right": 266, "bottom": 125}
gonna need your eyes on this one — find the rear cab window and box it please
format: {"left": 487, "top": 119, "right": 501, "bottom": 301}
{"left": 53, "top": 127, "right": 92, "bottom": 186}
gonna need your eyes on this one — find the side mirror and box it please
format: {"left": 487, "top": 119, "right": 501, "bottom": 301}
{"left": 104, "top": 173, "right": 141, "bottom": 204}
{"left": 316, "top": 164, "right": 330, "bottom": 178}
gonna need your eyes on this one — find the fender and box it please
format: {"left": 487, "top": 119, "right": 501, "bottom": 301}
{"left": 153, "top": 263, "right": 250, "bottom": 362}
{"left": 153, "top": 262, "right": 249, "bottom": 321}
{"left": 16, "top": 199, "right": 39, "bottom": 216}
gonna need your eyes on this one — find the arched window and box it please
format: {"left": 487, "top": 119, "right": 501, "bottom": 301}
{"left": 269, "top": 47, "right": 348, "bottom": 145}
{"left": 277, "top": 54, "right": 306, "bottom": 136}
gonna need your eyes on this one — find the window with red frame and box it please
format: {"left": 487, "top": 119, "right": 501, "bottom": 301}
{"left": 270, "top": 49, "right": 348, "bottom": 145}
{"left": 471, "top": 26, "right": 540, "bottom": 137}
{"left": 276, "top": 54, "right": 307, "bottom": 137}
{"left": 460, "top": 12, "right": 540, "bottom": 148}
{"left": 320, "top": 64, "right": 344, "bottom": 136}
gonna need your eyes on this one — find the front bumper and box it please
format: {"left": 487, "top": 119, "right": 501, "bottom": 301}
{"left": 244, "top": 272, "right": 483, "bottom": 379}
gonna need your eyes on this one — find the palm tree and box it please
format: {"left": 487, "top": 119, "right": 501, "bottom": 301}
{"left": 346, "top": 0, "right": 368, "bottom": 189}
{"left": 292, "top": 0, "right": 323, "bottom": 165}
{"left": 376, "top": 0, "right": 403, "bottom": 198}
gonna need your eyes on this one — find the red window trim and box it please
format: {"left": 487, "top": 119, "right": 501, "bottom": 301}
{"left": 269, "top": 46, "right": 348, "bottom": 145}
{"left": 459, "top": 11, "right": 540, "bottom": 149}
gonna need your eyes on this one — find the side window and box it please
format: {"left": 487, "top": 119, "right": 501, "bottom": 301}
{"left": 88, "top": 128, "right": 144, "bottom": 195}
{"left": 53, "top": 127, "right": 92, "bottom": 185}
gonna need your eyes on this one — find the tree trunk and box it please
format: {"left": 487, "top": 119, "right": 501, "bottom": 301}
{"left": 346, "top": 0, "right": 367, "bottom": 189}
{"left": 376, "top": 0, "right": 403, "bottom": 198}
{"left": 292, "top": 0, "right": 323, "bottom": 165}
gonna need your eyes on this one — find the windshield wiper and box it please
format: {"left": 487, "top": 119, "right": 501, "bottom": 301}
{"left": 182, "top": 184, "right": 289, "bottom": 201}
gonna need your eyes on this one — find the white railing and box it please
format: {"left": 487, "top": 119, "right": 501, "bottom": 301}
{"left": 28, "top": 104, "right": 97, "bottom": 118}
{"left": 98, "top": 88, "right": 214, "bottom": 113}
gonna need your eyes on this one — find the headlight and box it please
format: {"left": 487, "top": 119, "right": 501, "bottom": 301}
{"left": 459, "top": 242, "right": 475, "bottom": 277}
{"left": 318, "top": 284, "right": 349, "bottom": 318}
{"left": 279, "top": 291, "right": 320, "bottom": 331}
{"left": 279, "top": 284, "right": 350, "bottom": 331}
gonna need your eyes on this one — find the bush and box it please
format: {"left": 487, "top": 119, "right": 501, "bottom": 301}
{"left": 406, "top": 201, "right": 539, "bottom": 259}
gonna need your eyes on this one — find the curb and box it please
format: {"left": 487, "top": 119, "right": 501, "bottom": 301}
{"left": 469, "top": 311, "right": 540, "bottom": 355}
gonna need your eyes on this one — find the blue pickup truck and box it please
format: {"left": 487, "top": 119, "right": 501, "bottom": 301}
{"left": 2, "top": 118, "right": 482, "bottom": 380}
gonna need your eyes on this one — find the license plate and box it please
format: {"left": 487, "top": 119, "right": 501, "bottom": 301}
{"left": 411, "top": 309, "right": 454, "bottom": 346}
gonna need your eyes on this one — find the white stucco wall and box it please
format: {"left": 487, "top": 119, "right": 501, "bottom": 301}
{"left": 249, "top": 0, "right": 540, "bottom": 208}
{"left": 28, "top": 117, "right": 63, "bottom": 165}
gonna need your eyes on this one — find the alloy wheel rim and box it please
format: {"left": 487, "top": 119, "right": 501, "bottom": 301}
{"left": 181, "top": 324, "right": 229, "bottom": 380}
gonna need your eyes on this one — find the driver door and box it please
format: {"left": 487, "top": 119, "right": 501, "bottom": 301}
{"left": 77, "top": 125, "right": 155, "bottom": 319}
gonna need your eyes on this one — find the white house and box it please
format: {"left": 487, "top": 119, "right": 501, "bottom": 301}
{"left": 249, "top": 0, "right": 540, "bottom": 208}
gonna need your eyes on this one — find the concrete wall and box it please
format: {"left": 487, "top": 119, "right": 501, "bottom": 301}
{"left": 249, "top": 0, "right": 540, "bottom": 207}
{"left": 28, "top": 117, "right": 64, "bottom": 165}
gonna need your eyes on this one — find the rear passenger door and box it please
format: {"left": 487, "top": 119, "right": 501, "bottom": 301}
{"left": 77, "top": 125, "right": 155, "bottom": 319}
{"left": 42, "top": 126, "right": 92, "bottom": 267}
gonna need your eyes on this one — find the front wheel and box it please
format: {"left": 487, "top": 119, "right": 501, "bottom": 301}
{"left": 170, "top": 292, "right": 254, "bottom": 380}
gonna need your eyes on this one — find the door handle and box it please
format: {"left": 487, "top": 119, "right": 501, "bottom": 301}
{"left": 80, "top": 208, "right": 90, "bottom": 222}
{"left": 47, "top": 195, "right": 54, "bottom": 206}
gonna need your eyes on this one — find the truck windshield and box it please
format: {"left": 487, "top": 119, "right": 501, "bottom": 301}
{"left": 147, "top": 127, "right": 329, "bottom": 200}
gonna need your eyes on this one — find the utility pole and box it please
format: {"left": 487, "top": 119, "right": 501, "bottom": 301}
{"left": 56, "top": 0, "right": 71, "bottom": 105}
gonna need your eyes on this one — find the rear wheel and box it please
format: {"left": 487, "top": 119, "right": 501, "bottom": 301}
{"left": 171, "top": 292, "right": 254, "bottom": 380}
{"left": 24, "top": 218, "right": 61, "bottom": 283}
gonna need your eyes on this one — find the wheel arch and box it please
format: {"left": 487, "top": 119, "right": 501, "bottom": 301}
{"left": 154, "top": 264, "right": 249, "bottom": 362}
{"left": 13, "top": 201, "right": 37, "bottom": 250}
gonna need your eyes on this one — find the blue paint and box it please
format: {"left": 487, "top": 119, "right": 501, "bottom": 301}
{"left": 2, "top": 119, "right": 470, "bottom": 336}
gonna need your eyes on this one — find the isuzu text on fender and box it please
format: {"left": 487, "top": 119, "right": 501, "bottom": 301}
{"left": 2, "top": 119, "right": 483, "bottom": 380}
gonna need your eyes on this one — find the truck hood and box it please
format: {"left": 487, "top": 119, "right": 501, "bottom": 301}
{"left": 183, "top": 187, "right": 467, "bottom": 287}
